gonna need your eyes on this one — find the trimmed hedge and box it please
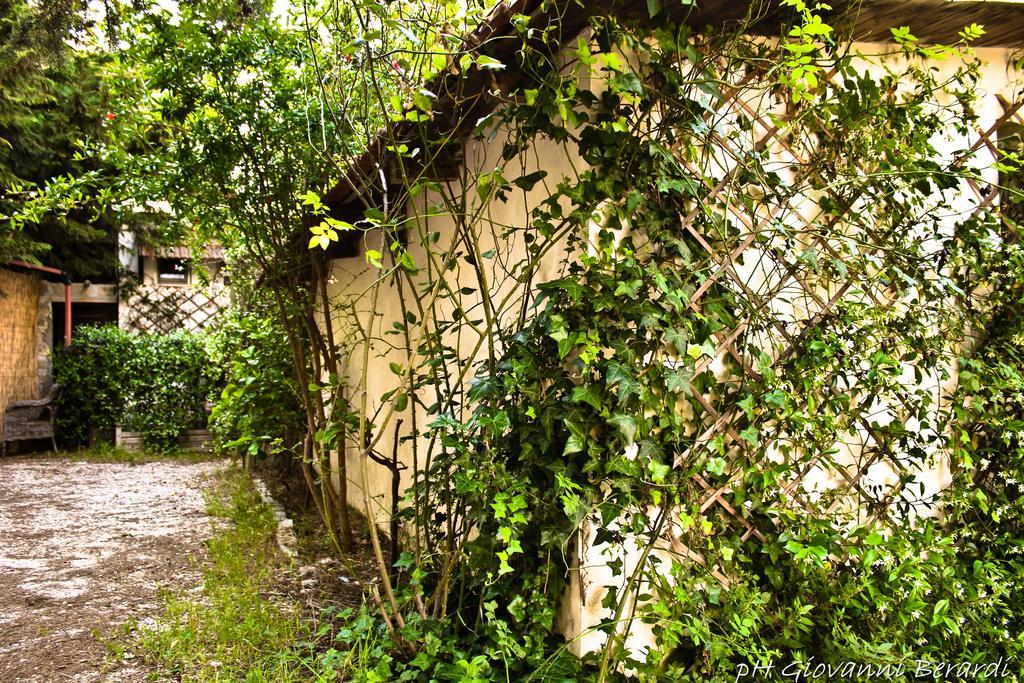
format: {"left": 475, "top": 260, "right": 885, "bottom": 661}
{"left": 54, "top": 325, "right": 221, "bottom": 451}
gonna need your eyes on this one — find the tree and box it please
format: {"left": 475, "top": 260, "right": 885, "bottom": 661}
{"left": 79, "top": 0, "right": 487, "bottom": 553}
{"left": 82, "top": 0, "right": 370, "bottom": 548}
{"left": 0, "top": 0, "right": 127, "bottom": 280}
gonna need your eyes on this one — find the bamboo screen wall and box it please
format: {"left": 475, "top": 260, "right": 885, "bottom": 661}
{"left": 0, "top": 268, "right": 42, "bottom": 430}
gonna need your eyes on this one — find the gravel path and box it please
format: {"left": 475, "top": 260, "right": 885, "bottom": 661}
{"left": 0, "top": 456, "right": 224, "bottom": 682}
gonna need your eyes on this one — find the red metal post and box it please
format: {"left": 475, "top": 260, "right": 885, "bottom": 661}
{"left": 64, "top": 282, "right": 72, "bottom": 347}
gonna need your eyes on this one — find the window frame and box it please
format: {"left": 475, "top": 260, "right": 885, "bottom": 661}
{"left": 156, "top": 257, "right": 191, "bottom": 285}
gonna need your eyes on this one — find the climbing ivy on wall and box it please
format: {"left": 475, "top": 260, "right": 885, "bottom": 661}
{"left": 305, "top": 3, "right": 1024, "bottom": 680}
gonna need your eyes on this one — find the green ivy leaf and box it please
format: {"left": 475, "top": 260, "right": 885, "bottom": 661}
{"left": 666, "top": 367, "right": 693, "bottom": 395}
{"left": 613, "top": 279, "right": 643, "bottom": 298}
{"left": 738, "top": 394, "right": 755, "bottom": 421}
{"left": 606, "top": 361, "right": 641, "bottom": 401}
{"left": 475, "top": 55, "right": 505, "bottom": 70}
{"left": 563, "top": 434, "right": 585, "bottom": 455}
{"left": 665, "top": 327, "right": 688, "bottom": 354}
{"left": 572, "top": 385, "right": 603, "bottom": 411}
{"left": 512, "top": 170, "right": 547, "bottom": 191}
{"left": 649, "top": 460, "right": 670, "bottom": 483}
{"left": 739, "top": 425, "right": 759, "bottom": 447}
{"left": 608, "top": 413, "right": 638, "bottom": 445}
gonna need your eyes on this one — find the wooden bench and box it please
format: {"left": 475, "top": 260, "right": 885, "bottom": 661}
{"left": 1, "top": 384, "right": 61, "bottom": 456}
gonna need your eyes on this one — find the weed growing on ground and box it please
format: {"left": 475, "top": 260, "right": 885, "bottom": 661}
{"left": 63, "top": 443, "right": 219, "bottom": 465}
{"left": 130, "top": 467, "right": 317, "bottom": 681}
{"left": 117, "top": 465, "right": 400, "bottom": 682}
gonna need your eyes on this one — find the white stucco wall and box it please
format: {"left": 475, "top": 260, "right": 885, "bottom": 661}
{"left": 324, "top": 38, "right": 1021, "bottom": 656}
{"left": 325, "top": 128, "right": 584, "bottom": 522}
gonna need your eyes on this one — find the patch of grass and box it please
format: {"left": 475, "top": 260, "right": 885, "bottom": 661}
{"left": 63, "top": 442, "right": 221, "bottom": 465}
{"left": 96, "top": 625, "right": 128, "bottom": 661}
{"left": 130, "top": 466, "right": 322, "bottom": 682}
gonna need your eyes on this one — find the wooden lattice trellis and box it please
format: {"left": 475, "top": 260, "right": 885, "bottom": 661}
{"left": 656, "top": 65, "right": 1023, "bottom": 574}
{"left": 121, "top": 284, "right": 229, "bottom": 334}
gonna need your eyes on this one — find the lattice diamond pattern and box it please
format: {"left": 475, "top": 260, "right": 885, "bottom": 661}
{"left": 121, "top": 285, "right": 229, "bottom": 334}
{"left": 664, "top": 68, "right": 1021, "bottom": 568}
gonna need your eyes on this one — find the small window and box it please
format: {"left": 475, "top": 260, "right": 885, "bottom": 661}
{"left": 157, "top": 257, "right": 190, "bottom": 284}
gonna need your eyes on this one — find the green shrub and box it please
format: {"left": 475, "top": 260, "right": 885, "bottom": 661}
{"left": 54, "top": 324, "right": 220, "bottom": 451}
{"left": 208, "top": 308, "right": 305, "bottom": 459}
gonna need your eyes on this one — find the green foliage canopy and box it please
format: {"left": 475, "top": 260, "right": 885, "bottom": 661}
{"left": 0, "top": 0, "right": 128, "bottom": 279}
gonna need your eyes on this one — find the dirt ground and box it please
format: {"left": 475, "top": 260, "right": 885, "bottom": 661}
{"left": 248, "top": 457, "right": 380, "bottom": 612}
{"left": 0, "top": 455, "right": 224, "bottom": 682}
